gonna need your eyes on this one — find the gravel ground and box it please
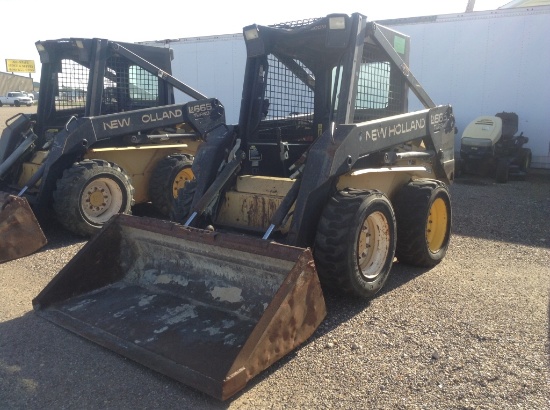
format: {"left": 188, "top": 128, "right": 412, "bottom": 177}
{"left": 0, "top": 106, "right": 549, "bottom": 409}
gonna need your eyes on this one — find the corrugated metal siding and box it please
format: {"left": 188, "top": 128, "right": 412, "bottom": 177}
{"left": 0, "top": 72, "right": 34, "bottom": 96}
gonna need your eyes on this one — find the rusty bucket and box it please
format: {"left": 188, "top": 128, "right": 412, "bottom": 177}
{"left": 33, "top": 214, "right": 326, "bottom": 400}
{"left": 0, "top": 192, "right": 47, "bottom": 263}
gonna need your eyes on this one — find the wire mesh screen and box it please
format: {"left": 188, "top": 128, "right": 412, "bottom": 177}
{"left": 355, "top": 62, "right": 391, "bottom": 110}
{"left": 54, "top": 58, "right": 159, "bottom": 113}
{"left": 270, "top": 17, "right": 321, "bottom": 29}
{"left": 103, "top": 57, "right": 159, "bottom": 111}
{"left": 353, "top": 44, "right": 406, "bottom": 123}
{"left": 55, "top": 59, "right": 89, "bottom": 111}
{"left": 260, "top": 54, "right": 315, "bottom": 139}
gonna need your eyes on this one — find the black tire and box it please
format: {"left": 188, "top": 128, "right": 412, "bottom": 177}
{"left": 53, "top": 159, "right": 134, "bottom": 236}
{"left": 314, "top": 189, "right": 396, "bottom": 299}
{"left": 495, "top": 158, "right": 509, "bottom": 183}
{"left": 0, "top": 101, "right": 3, "bottom": 107}
{"left": 149, "top": 154, "right": 194, "bottom": 216}
{"left": 171, "top": 179, "right": 197, "bottom": 223}
{"left": 454, "top": 158, "right": 464, "bottom": 179}
{"left": 519, "top": 148, "right": 532, "bottom": 172}
{"left": 393, "top": 179, "right": 452, "bottom": 267}
{"left": 14, "top": 100, "right": 20, "bottom": 107}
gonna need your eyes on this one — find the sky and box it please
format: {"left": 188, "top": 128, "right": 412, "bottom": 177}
{"left": 2, "top": 0, "right": 510, "bottom": 82}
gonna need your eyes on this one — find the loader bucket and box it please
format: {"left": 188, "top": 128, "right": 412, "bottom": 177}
{"left": 33, "top": 214, "right": 326, "bottom": 400}
{"left": 0, "top": 192, "right": 47, "bottom": 263}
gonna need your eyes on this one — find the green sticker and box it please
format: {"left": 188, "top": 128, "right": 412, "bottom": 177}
{"left": 394, "top": 36, "right": 406, "bottom": 55}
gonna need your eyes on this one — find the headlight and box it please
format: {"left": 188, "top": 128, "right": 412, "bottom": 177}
{"left": 461, "top": 137, "right": 493, "bottom": 147}
{"left": 244, "top": 28, "right": 259, "bottom": 41}
{"left": 329, "top": 16, "right": 346, "bottom": 30}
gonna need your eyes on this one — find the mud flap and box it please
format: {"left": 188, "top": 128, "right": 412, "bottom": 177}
{"left": 33, "top": 214, "right": 326, "bottom": 400}
{"left": 0, "top": 192, "right": 47, "bottom": 263}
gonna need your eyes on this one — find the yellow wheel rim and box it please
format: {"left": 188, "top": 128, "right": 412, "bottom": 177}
{"left": 426, "top": 197, "right": 448, "bottom": 252}
{"left": 172, "top": 167, "right": 194, "bottom": 199}
{"left": 358, "top": 211, "right": 391, "bottom": 280}
{"left": 81, "top": 178, "right": 123, "bottom": 223}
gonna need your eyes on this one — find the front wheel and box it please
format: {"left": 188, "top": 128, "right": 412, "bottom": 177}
{"left": 314, "top": 189, "right": 396, "bottom": 299}
{"left": 393, "top": 180, "right": 452, "bottom": 267}
{"left": 516, "top": 148, "right": 532, "bottom": 181}
{"left": 171, "top": 179, "right": 196, "bottom": 223}
{"left": 519, "top": 148, "right": 532, "bottom": 172}
{"left": 53, "top": 159, "right": 134, "bottom": 236}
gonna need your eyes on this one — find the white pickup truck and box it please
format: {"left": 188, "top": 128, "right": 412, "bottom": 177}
{"left": 0, "top": 91, "right": 33, "bottom": 107}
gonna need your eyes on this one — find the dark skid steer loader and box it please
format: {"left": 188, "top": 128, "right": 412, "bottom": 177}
{"left": 33, "top": 14, "right": 455, "bottom": 400}
{"left": 0, "top": 37, "right": 221, "bottom": 262}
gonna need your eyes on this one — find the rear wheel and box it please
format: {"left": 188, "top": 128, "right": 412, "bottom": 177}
{"left": 393, "top": 180, "right": 452, "bottom": 267}
{"left": 495, "top": 158, "right": 509, "bottom": 183}
{"left": 149, "top": 154, "right": 194, "bottom": 216}
{"left": 314, "top": 189, "right": 396, "bottom": 299}
{"left": 53, "top": 159, "right": 134, "bottom": 236}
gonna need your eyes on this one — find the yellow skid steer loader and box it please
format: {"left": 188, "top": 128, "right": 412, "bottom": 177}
{"left": 33, "top": 14, "right": 455, "bottom": 400}
{"left": 0, "top": 38, "right": 218, "bottom": 262}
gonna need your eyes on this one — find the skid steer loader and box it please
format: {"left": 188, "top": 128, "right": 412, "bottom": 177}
{"left": 33, "top": 14, "right": 455, "bottom": 400}
{"left": 0, "top": 37, "right": 223, "bottom": 262}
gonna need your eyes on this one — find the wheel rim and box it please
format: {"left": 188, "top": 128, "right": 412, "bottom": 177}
{"left": 81, "top": 177, "right": 124, "bottom": 224}
{"left": 357, "top": 210, "right": 391, "bottom": 280}
{"left": 172, "top": 167, "right": 194, "bottom": 199}
{"left": 426, "top": 197, "right": 448, "bottom": 253}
